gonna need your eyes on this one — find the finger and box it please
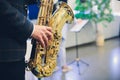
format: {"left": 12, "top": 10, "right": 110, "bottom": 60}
{"left": 45, "top": 30, "right": 53, "bottom": 40}
{"left": 37, "top": 36, "right": 45, "bottom": 48}
{"left": 46, "top": 27, "right": 52, "bottom": 32}
{"left": 42, "top": 32, "right": 49, "bottom": 47}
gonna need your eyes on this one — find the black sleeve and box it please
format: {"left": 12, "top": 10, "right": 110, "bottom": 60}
{"left": 25, "top": 0, "right": 38, "bottom": 5}
{"left": 0, "top": 0, "right": 33, "bottom": 40}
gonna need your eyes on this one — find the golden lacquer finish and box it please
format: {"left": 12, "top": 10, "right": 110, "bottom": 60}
{"left": 27, "top": 0, "right": 74, "bottom": 78}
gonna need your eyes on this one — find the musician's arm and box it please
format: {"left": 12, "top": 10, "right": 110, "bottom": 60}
{"left": 0, "top": 0, "right": 33, "bottom": 40}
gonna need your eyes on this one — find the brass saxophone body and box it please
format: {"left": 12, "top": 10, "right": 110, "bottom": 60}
{"left": 27, "top": 0, "right": 74, "bottom": 78}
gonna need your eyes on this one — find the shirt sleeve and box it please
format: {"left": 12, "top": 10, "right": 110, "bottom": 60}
{"left": 0, "top": 0, "right": 34, "bottom": 40}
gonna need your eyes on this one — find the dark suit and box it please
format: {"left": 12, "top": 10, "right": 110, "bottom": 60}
{"left": 0, "top": 0, "right": 37, "bottom": 62}
{"left": 0, "top": 0, "right": 37, "bottom": 80}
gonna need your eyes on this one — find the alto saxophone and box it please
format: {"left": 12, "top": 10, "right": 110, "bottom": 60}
{"left": 27, "top": 0, "right": 74, "bottom": 78}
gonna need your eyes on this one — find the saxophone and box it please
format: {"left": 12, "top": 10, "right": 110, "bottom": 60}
{"left": 27, "top": 0, "right": 74, "bottom": 78}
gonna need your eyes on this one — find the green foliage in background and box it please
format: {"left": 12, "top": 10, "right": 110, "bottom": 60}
{"left": 74, "top": 0, "right": 114, "bottom": 23}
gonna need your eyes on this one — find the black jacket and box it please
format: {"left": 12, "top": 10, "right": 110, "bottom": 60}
{"left": 0, "top": 0, "right": 37, "bottom": 62}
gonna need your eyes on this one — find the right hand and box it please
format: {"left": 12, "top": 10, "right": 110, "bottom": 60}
{"left": 31, "top": 24, "right": 53, "bottom": 48}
